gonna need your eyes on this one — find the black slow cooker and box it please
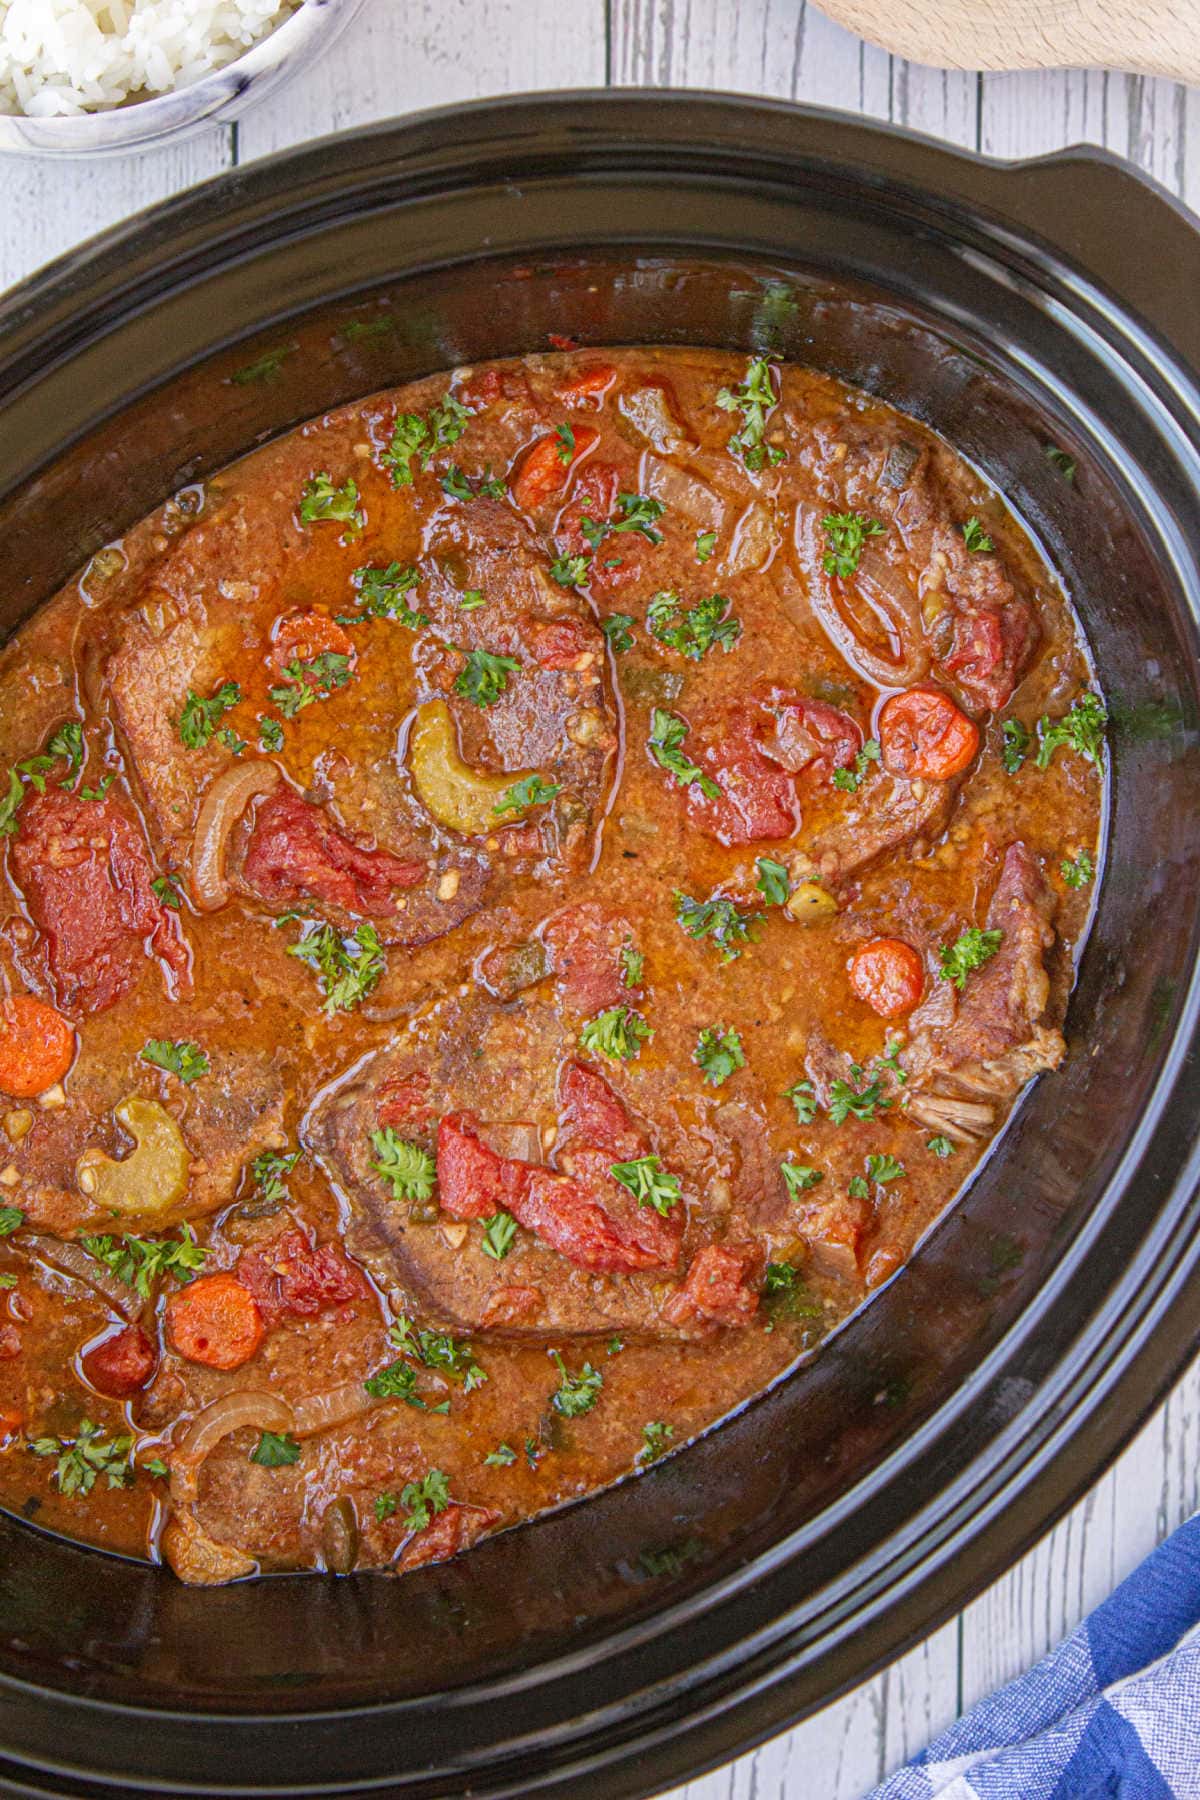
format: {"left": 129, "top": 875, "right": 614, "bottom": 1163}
{"left": 0, "top": 91, "right": 1198, "bottom": 1800}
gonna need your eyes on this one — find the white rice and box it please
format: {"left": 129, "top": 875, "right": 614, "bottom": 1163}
{"left": 0, "top": 0, "right": 299, "bottom": 117}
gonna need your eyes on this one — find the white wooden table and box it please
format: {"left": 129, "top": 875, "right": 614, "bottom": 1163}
{"left": 3, "top": 6, "right": 1199, "bottom": 1794}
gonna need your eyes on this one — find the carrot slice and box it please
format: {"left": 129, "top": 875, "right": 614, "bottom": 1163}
{"left": 849, "top": 937, "right": 925, "bottom": 1018}
{"left": 165, "top": 1272, "right": 265, "bottom": 1371}
{"left": 556, "top": 364, "right": 616, "bottom": 406}
{"left": 511, "top": 424, "right": 598, "bottom": 509}
{"left": 879, "top": 687, "right": 980, "bottom": 781}
{"left": 0, "top": 995, "right": 75, "bottom": 1098}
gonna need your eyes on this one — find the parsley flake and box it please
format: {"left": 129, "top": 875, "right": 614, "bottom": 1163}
{"left": 400, "top": 1468, "right": 451, "bottom": 1532}
{"left": 492, "top": 774, "right": 561, "bottom": 817}
{"left": 821, "top": 512, "right": 887, "bottom": 579}
{"left": 1001, "top": 718, "right": 1031, "bottom": 774}
{"left": 582, "top": 492, "right": 664, "bottom": 548}
{"left": 694, "top": 1025, "right": 745, "bottom": 1087}
{"left": 962, "top": 516, "right": 994, "bottom": 554}
{"left": 647, "top": 591, "right": 740, "bottom": 661}
{"left": 370, "top": 1129, "right": 436, "bottom": 1204}
{"left": 756, "top": 857, "right": 790, "bottom": 906}
{"left": 347, "top": 562, "right": 428, "bottom": 627}
{"left": 1061, "top": 848, "right": 1095, "bottom": 888}
{"left": 637, "top": 1421, "right": 674, "bottom": 1464}
{"left": 832, "top": 738, "right": 881, "bottom": 794}
{"left": 549, "top": 1351, "right": 603, "bottom": 1417}
{"left": 715, "top": 359, "right": 784, "bottom": 470}
{"left": 389, "top": 1318, "right": 486, "bottom": 1391}
{"left": 288, "top": 921, "right": 385, "bottom": 1014}
{"left": 0, "top": 1207, "right": 22, "bottom": 1237}
{"left": 80, "top": 1227, "right": 206, "bottom": 1300}
{"left": 481, "top": 1211, "right": 518, "bottom": 1261}
{"left": 140, "top": 1039, "right": 208, "bottom": 1084}
{"left": 695, "top": 530, "right": 717, "bottom": 563}
{"left": 250, "top": 1431, "right": 301, "bottom": 1468}
{"left": 299, "top": 473, "right": 363, "bottom": 537}
{"left": 600, "top": 612, "right": 635, "bottom": 653}
{"left": 781, "top": 1160, "right": 823, "bottom": 1199}
{"left": 649, "top": 710, "right": 722, "bottom": 800}
{"left": 551, "top": 552, "right": 591, "bottom": 589}
{"left": 1035, "top": 693, "right": 1106, "bottom": 769}
{"left": 784, "top": 1079, "right": 818, "bottom": 1125}
{"left": 927, "top": 1135, "right": 956, "bottom": 1158}
{"left": 30, "top": 1420, "right": 133, "bottom": 1495}
{"left": 673, "top": 889, "right": 762, "bottom": 962}
{"left": 829, "top": 1066, "right": 892, "bottom": 1124}
{"left": 178, "top": 681, "right": 240, "bottom": 750}
{"left": 454, "top": 647, "right": 521, "bottom": 707}
{"left": 938, "top": 927, "right": 1003, "bottom": 990}
{"left": 609, "top": 1155, "right": 681, "bottom": 1217}
{"left": 580, "top": 1005, "right": 652, "bottom": 1062}
{"left": 866, "top": 1153, "right": 906, "bottom": 1184}
{"left": 485, "top": 1443, "right": 517, "bottom": 1467}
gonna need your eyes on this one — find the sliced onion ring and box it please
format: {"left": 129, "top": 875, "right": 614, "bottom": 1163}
{"left": 26, "top": 1232, "right": 141, "bottom": 1319}
{"left": 171, "top": 1390, "right": 294, "bottom": 1507}
{"left": 191, "top": 760, "right": 281, "bottom": 912}
{"left": 291, "top": 1382, "right": 375, "bottom": 1437}
{"left": 794, "top": 504, "right": 929, "bottom": 688}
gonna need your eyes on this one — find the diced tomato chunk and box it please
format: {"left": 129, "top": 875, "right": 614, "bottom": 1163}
{"left": 166, "top": 1273, "right": 265, "bottom": 1371}
{"left": 270, "top": 610, "right": 353, "bottom": 676}
{"left": 457, "top": 367, "right": 533, "bottom": 412}
{"left": 82, "top": 1323, "right": 156, "bottom": 1397}
{"left": 683, "top": 707, "right": 799, "bottom": 847}
{"left": 557, "top": 1059, "right": 645, "bottom": 1161}
{"left": 0, "top": 1322, "right": 20, "bottom": 1362}
{"left": 481, "top": 1284, "right": 544, "bottom": 1329}
{"left": 242, "top": 788, "right": 424, "bottom": 917}
{"left": 437, "top": 1113, "right": 532, "bottom": 1221}
{"left": 542, "top": 905, "right": 636, "bottom": 1015}
{"left": 397, "top": 1501, "right": 502, "bottom": 1570}
{"left": 520, "top": 1166, "right": 678, "bottom": 1273}
{"left": 848, "top": 937, "right": 925, "bottom": 1017}
{"left": 511, "top": 424, "right": 598, "bottom": 510}
{"left": 377, "top": 1070, "right": 433, "bottom": 1128}
{"left": 526, "top": 616, "right": 596, "bottom": 670}
{"left": 11, "top": 788, "right": 190, "bottom": 1015}
{"left": 663, "top": 1242, "right": 763, "bottom": 1328}
{"left": 943, "top": 599, "right": 1034, "bottom": 711}
{"left": 764, "top": 694, "right": 863, "bottom": 783}
{"left": 236, "top": 1230, "right": 367, "bottom": 1331}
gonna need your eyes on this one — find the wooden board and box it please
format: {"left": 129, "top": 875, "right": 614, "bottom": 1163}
{"left": 1, "top": 4, "right": 1198, "bottom": 1792}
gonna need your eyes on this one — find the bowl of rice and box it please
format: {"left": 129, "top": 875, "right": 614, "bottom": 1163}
{"left": 0, "top": 0, "right": 369, "bottom": 154}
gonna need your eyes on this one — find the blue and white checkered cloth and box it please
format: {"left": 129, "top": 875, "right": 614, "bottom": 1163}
{"left": 869, "top": 1514, "right": 1200, "bottom": 1799}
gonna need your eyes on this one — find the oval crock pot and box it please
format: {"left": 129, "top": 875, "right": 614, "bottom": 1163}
{"left": 0, "top": 90, "right": 1198, "bottom": 1800}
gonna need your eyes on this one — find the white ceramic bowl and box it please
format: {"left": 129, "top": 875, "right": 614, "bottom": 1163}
{"left": 0, "top": 0, "right": 370, "bottom": 156}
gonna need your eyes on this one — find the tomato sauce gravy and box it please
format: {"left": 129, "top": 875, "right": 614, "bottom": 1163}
{"left": 0, "top": 347, "right": 1102, "bottom": 1581}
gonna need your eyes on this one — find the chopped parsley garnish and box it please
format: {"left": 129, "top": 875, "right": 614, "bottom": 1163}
{"left": 454, "top": 647, "right": 521, "bottom": 707}
{"left": 962, "top": 516, "right": 994, "bottom": 554}
{"left": 441, "top": 464, "right": 505, "bottom": 501}
{"left": 375, "top": 1492, "right": 397, "bottom": 1521}
{"left": 143, "top": 1457, "right": 169, "bottom": 1479}
{"left": 492, "top": 774, "right": 561, "bottom": 817}
{"left": 1045, "top": 445, "right": 1077, "bottom": 482}
{"left": 382, "top": 413, "right": 427, "bottom": 487}
{"left": 79, "top": 773, "right": 115, "bottom": 800}
{"left": 866, "top": 1154, "right": 906, "bottom": 1184}
{"left": 346, "top": 561, "right": 428, "bottom": 627}
{"left": 250, "top": 1147, "right": 301, "bottom": 1209}
{"left": 269, "top": 651, "right": 352, "bottom": 718}
{"left": 555, "top": 422, "right": 575, "bottom": 464}
{"left": 485, "top": 1443, "right": 517, "bottom": 1467}
{"left": 1061, "top": 848, "right": 1095, "bottom": 889}
{"left": 151, "top": 873, "right": 182, "bottom": 909}
{"left": 821, "top": 512, "right": 887, "bottom": 579}
{"left": 258, "top": 716, "right": 284, "bottom": 753}
{"left": 298, "top": 473, "right": 363, "bottom": 536}
{"left": 0, "top": 770, "right": 24, "bottom": 837}
{"left": 607, "top": 1335, "right": 625, "bottom": 1355}
{"left": 580, "top": 1005, "right": 652, "bottom": 1062}
{"left": 362, "top": 1360, "right": 448, "bottom": 1411}
{"left": 288, "top": 920, "right": 385, "bottom": 1014}
{"left": 637, "top": 1421, "right": 674, "bottom": 1464}
{"left": 647, "top": 590, "right": 741, "bottom": 661}
{"left": 0, "top": 1207, "right": 22, "bottom": 1238}
{"left": 389, "top": 1318, "right": 486, "bottom": 1391}
{"left": 549, "top": 1351, "right": 603, "bottom": 1417}
{"left": 481, "top": 1211, "right": 518, "bottom": 1261}
{"left": 715, "top": 358, "right": 783, "bottom": 470}
{"left": 400, "top": 1468, "right": 451, "bottom": 1532}
{"left": 756, "top": 857, "right": 790, "bottom": 906}
{"left": 1001, "top": 718, "right": 1031, "bottom": 774}
{"left": 550, "top": 552, "right": 591, "bottom": 588}
{"left": 250, "top": 1431, "right": 301, "bottom": 1468}
{"left": 673, "top": 889, "right": 762, "bottom": 962}
{"left": 46, "top": 722, "right": 84, "bottom": 777}
{"left": 760, "top": 1262, "right": 823, "bottom": 1324}
{"left": 0, "top": 1274, "right": 16, "bottom": 1291}
{"left": 217, "top": 725, "right": 246, "bottom": 755}
{"left": 1035, "top": 693, "right": 1106, "bottom": 769}
{"left": 178, "top": 680, "right": 241, "bottom": 750}
{"left": 649, "top": 710, "right": 721, "bottom": 800}
{"left": 80, "top": 1226, "right": 206, "bottom": 1300}
{"left": 927, "top": 1135, "right": 956, "bottom": 1158}
{"left": 694, "top": 1025, "right": 745, "bottom": 1087}
{"left": 30, "top": 1420, "right": 133, "bottom": 1495}
{"left": 140, "top": 1039, "right": 208, "bottom": 1084}
{"left": 600, "top": 612, "right": 635, "bottom": 653}
{"left": 427, "top": 394, "right": 471, "bottom": 459}
{"left": 458, "top": 589, "right": 486, "bottom": 611}
{"left": 370, "top": 1128, "right": 436, "bottom": 1204}
{"left": 232, "top": 344, "right": 294, "bottom": 385}
{"left": 832, "top": 737, "right": 881, "bottom": 793}
{"left": 609, "top": 1155, "right": 682, "bottom": 1216}
{"left": 619, "top": 940, "right": 644, "bottom": 987}
{"left": 781, "top": 1160, "right": 823, "bottom": 1199}
{"left": 938, "top": 927, "right": 1003, "bottom": 989}
{"left": 695, "top": 530, "right": 717, "bottom": 563}
{"left": 582, "top": 492, "right": 665, "bottom": 548}
{"left": 848, "top": 1175, "right": 869, "bottom": 1199}
{"left": 784, "top": 1079, "right": 818, "bottom": 1125}
{"left": 829, "top": 1065, "right": 892, "bottom": 1124}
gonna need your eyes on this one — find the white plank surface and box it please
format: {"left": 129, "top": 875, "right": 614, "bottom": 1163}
{"left": 1, "top": 4, "right": 1198, "bottom": 1795}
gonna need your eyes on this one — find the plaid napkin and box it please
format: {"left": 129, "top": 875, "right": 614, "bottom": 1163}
{"left": 870, "top": 1514, "right": 1200, "bottom": 1799}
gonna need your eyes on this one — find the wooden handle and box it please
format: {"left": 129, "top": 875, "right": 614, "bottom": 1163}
{"left": 812, "top": 0, "right": 1200, "bottom": 85}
